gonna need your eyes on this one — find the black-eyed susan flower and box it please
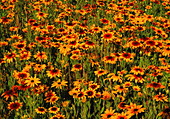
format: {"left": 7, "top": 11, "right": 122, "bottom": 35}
{"left": 114, "top": 85, "right": 128, "bottom": 93}
{"left": 85, "top": 89, "right": 96, "bottom": 98}
{"left": 118, "top": 102, "right": 128, "bottom": 110}
{"left": 0, "top": 41, "right": 8, "bottom": 48}
{"left": 94, "top": 69, "right": 107, "bottom": 77}
{"left": 126, "top": 103, "right": 145, "bottom": 116}
{"left": 89, "top": 83, "right": 100, "bottom": 90}
{"left": 50, "top": 113, "right": 65, "bottom": 119}
{"left": 71, "top": 64, "right": 82, "bottom": 71}
{"left": 128, "top": 41, "right": 142, "bottom": 49}
{"left": 133, "top": 86, "right": 141, "bottom": 91}
{"left": 10, "top": 34, "right": 22, "bottom": 40}
{"left": 0, "top": 17, "right": 12, "bottom": 24}
{"left": 146, "top": 82, "right": 165, "bottom": 90}
{"left": 85, "top": 41, "right": 95, "bottom": 48}
{"left": 1, "top": 89, "right": 18, "bottom": 100}
{"left": 33, "top": 63, "right": 46, "bottom": 72}
{"left": 12, "top": 41, "right": 26, "bottom": 50}
{"left": 8, "top": 101, "right": 23, "bottom": 111}
{"left": 58, "top": 44, "right": 71, "bottom": 55}
{"left": 145, "top": 40, "right": 156, "bottom": 47}
{"left": 46, "top": 68, "right": 62, "bottom": 78}
{"left": 34, "top": 51, "right": 48, "bottom": 61}
{"left": 162, "top": 47, "right": 170, "bottom": 56}
{"left": 19, "top": 50, "right": 31, "bottom": 60}
{"left": 101, "top": 91, "right": 111, "bottom": 100}
{"left": 125, "top": 74, "right": 145, "bottom": 83}
{"left": 51, "top": 79, "right": 68, "bottom": 89}
{"left": 103, "top": 56, "right": 117, "bottom": 64}
{"left": 76, "top": 91, "right": 85, "bottom": 99}
{"left": 69, "top": 89, "right": 79, "bottom": 98}
{"left": 100, "top": 18, "right": 110, "bottom": 24}
{"left": 48, "top": 106, "right": 60, "bottom": 114}
{"left": 123, "top": 82, "right": 132, "bottom": 87}
{"left": 114, "top": 112, "right": 132, "bottom": 119}
{"left": 102, "top": 32, "right": 114, "bottom": 41}
{"left": 130, "top": 66, "right": 145, "bottom": 75}
{"left": 36, "top": 12, "right": 48, "bottom": 19}
{"left": 106, "top": 73, "right": 122, "bottom": 82}
{"left": 68, "top": 40, "right": 79, "bottom": 48}
{"left": 35, "top": 107, "right": 47, "bottom": 114}
{"left": 153, "top": 94, "right": 168, "bottom": 102}
{"left": 65, "top": 21, "right": 78, "bottom": 28}
{"left": 4, "top": 51, "right": 18, "bottom": 63}
{"left": 13, "top": 71, "right": 30, "bottom": 81}
{"left": 24, "top": 76, "right": 41, "bottom": 87}
{"left": 45, "top": 90, "right": 56, "bottom": 99}
{"left": 101, "top": 107, "right": 116, "bottom": 119}
{"left": 70, "top": 54, "right": 81, "bottom": 60}
{"left": 120, "top": 52, "right": 135, "bottom": 62}
{"left": 48, "top": 96, "right": 60, "bottom": 104}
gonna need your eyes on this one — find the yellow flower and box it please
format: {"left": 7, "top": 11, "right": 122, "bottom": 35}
{"left": 25, "top": 76, "right": 41, "bottom": 87}
{"left": 51, "top": 79, "right": 68, "bottom": 89}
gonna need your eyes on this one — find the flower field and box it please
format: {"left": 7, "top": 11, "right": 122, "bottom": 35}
{"left": 0, "top": 0, "right": 170, "bottom": 119}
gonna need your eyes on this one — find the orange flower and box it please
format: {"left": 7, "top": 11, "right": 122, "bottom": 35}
{"left": 4, "top": 51, "right": 18, "bottom": 63}
{"left": 120, "top": 52, "right": 135, "bottom": 62}
{"left": 34, "top": 51, "right": 48, "bottom": 61}
{"left": 35, "top": 107, "right": 47, "bottom": 114}
{"left": 19, "top": 50, "right": 31, "bottom": 60}
{"left": 8, "top": 101, "right": 23, "bottom": 111}
{"left": 71, "top": 64, "right": 83, "bottom": 71}
{"left": 25, "top": 76, "right": 41, "bottom": 87}
{"left": 114, "top": 85, "right": 128, "bottom": 93}
{"left": 103, "top": 56, "right": 117, "bottom": 64}
{"left": 10, "top": 34, "right": 22, "bottom": 40}
{"left": 128, "top": 41, "right": 142, "bottom": 49}
{"left": 50, "top": 114, "right": 65, "bottom": 119}
{"left": 101, "top": 91, "right": 111, "bottom": 100}
{"left": 101, "top": 107, "right": 116, "bottom": 119}
{"left": 125, "top": 74, "right": 145, "bottom": 83}
{"left": 1, "top": 89, "right": 18, "bottom": 100}
{"left": 114, "top": 112, "right": 132, "bottom": 119}
{"left": 94, "top": 69, "right": 107, "bottom": 77}
{"left": 13, "top": 71, "right": 30, "bottom": 81}
{"left": 0, "top": 17, "right": 12, "bottom": 24}
{"left": 130, "top": 66, "right": 145, "bottom": 75}
{"left": 145, "top": 40, "right": 156, "bottom": 47}
{"left": 46, "top": 68, "right": 62, "bottom": 78}
{"left": 36, "top": 12, "right": 48, "bottom": 19}
{"left": 51, "top": 79, "right": 68, "bottom": 89}
{"left": 126, "top": 103, "right": 145, "bottom": 116}
{"left": 45, "top": 90, "right": 56, "bottom": 99}
{"left": 45, "top": 96, "right": 59, "bottom": 104}
{"left": 118, "top": 102, "right": 128, "bottom": 110}
{"left": 146, "top": 82, "right": 165, "bottom": 90}
{"left": 153, "top": 94, "right": 168, "bottom": 102}
{"left": 102, "top": 32, "right": 114, "bottom": 41}
{"left": 106, "top": 73, "right": 122, "bottom": 82}
{"left": 89, "top": 83, "right": 100, "bottom": 90}
{"left": 85, "top": 89, "right": 96, "bottom": 98}
{"left": 48, "top": 106, "right": 60, "bottom": 114}
{"left": 133, "top": 86, "right": 140, "bottom": 91}
{"left": 85, "top": 41, "right": 95, "bottom": 48}
{"left": 100, "top": 18, "right": 110, "bottom": 24}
